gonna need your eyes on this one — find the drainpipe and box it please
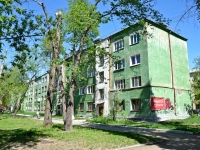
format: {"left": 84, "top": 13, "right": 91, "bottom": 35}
{"left": 168, "top": 31, "right": 176, "bottom": 115}
{"left": 107, "top": 37, "right": 111, "bottom": 116}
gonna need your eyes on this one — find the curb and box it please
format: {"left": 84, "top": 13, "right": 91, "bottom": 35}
{"left": 115, "top": 139, "right": 165, "bottom": 150}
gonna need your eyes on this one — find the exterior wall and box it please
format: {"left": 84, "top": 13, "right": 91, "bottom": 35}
{"left": 110, "top": 25, "right": 149, "bottom": 89}
{"left": 95, "top": 39, "right": 110, "bottom": 117}
{"left": 74, "top": 77, "right": 95, "bottom": 117}
{"left": 23, "top": 73, "right": 49, "bottom": 112}
{"left": 108, "top": 22, "right": 192, "bottom": 121}
{"left": 74, "top": 39, "right": 110, "bottom": 117}
{"left": 146, "top": 23, "right": 191, "bottom": 120}
{"left": 22, "top": 20, "right": 192, "bottom": 121}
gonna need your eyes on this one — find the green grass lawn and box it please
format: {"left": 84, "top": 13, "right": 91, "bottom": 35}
{"left": 0, "top": 114, "right": 158, "bottom": 150}
{"left": 87, "top": 115, "right": 200, "bottom": 133}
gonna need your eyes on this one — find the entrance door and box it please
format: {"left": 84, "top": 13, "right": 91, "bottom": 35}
{"left": 98, "top": 103, "right": 104, "bottom": 116}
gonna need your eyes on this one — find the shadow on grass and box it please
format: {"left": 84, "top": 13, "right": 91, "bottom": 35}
{"left": 52, "top": 124, "right": 64, "bottom": 130}
{"left": 0, "top": 128, "right": 49, "bottom": 149}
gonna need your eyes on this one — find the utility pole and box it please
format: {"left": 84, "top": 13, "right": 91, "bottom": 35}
{"left": 0, "top": 50, "right": 7, "bottom": 77}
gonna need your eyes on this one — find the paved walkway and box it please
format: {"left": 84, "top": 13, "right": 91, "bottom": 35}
{"left": 34, "top": 117, "right": 200, "bottom": 150}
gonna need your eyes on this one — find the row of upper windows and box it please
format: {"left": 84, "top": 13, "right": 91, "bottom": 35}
{"left": 26, "top": 96, "right": 46, "bottom": 103}
{"left": 113, "top": 33, "right": 140, "bottom": 52}
{"left": 78, "top": 76, "right": 141, "bottom": 96}
{"left": 114, "top": 76, "right": 141, "bottom": 89}
{"left": 114, "top": 54, "right": 140, "bottom": 71}
{"left": 29, "top": 76, "right": 48, "bottom": 87}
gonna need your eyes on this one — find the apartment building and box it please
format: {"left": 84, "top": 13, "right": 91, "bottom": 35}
{"left": 75, "top": 20, "right": 192, "bottom": 121}
{"left": 23, "top": 73, "right": 49, "bottom": 112}
{"left": 22, "top": 20, "right": 192, "bottom": 121}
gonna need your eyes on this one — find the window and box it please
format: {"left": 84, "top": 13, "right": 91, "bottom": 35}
{"left": 131, "top": 99, "right": 141, "bottom": 111}
{"left": 44, "top": 76, "right": 47, "bottom": 82}
{"left": 99, "top": 55, "right": 104, "bottom": 66}
{"left": 129, "top": 33, "right": 140, "bottom": 45}
{"left": 87, "top": 68, "right": 95, "bottom": 77}
{"left": 87, "top": 102, "right": 94, "bottom": 111}
{"left": 131, "top": 76, "right": 141, "bottom": 87}
{"left": 79, "top": 87, "right": 85, "bottom": 95}
{"left": 87, "top": 86, "right": 94, "bottom": 94}
{"left": 130, "top": 54, "right": 140, "bottom": 66}
{"left": 114, "top": 59, "right": 125, "bottom": 71}
{"left": 99, "top": 89, "right": 104, "bottom": 100}
{"left": 114, "top": 79, "right": 125, "bottom": 89}
{"left": 114, "top": 39, "right": 124, "bottom": 51}
{"left": 79, "top": 103, "right": 84, "bottom": 111}
{"left": 120, "top": 100, "right": 125, "bottom": 111}
{"left": 99, "top": 72, "right": 104, "bottom": 83}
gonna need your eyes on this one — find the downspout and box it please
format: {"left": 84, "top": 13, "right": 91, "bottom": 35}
{"left": 107, "top": 37, "right": 111, "bottom": 116}
{"left": 168, "top": 31, "right": 177, "bottom": 116}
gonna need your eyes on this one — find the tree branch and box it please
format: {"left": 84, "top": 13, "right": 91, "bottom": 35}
{"left": 0, "top": 34, "right": 43, "bottom": 40}
{"left": 175, "top": 5, "right": 197, "bottom": 29}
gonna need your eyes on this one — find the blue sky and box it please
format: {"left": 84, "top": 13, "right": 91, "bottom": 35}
{"left": 4, "top": 0, "right": 200, "bottom": 70}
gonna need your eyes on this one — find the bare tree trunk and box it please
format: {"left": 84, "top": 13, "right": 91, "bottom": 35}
{"left": 32, "top": 0, "right": 62, "bottom": 126}
{"left": 0, "top": 50, "right": 7, "bottom": 77}
{"left": 43, "top": 66, "right": 56, "bottom": 125}
{"left": 13, "top": 95, "right": 21, "bottom": 117}
{"left": 65, "top": 78, "right": 75, "bottom": 131}
{"left": 58, "top": 65, "right": 67, "bottom": 126}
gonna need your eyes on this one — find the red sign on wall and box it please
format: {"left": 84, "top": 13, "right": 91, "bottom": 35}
{"left": 150, "top": 97, "right": 165, "bottom": 110}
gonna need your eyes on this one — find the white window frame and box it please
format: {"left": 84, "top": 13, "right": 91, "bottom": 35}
{"left": 114, "top": 59, "right": 125, "bottom": 71}
{"left": 99, "top": 72, "right": 104, "bottom": 83}
{"left": 99, "top": 55, "right": 104, "bottom": 66}
{"left": 129, "top": 33, "right": 140, "bottom": 45}
{"left": 87, "top": 85, "right": 94, "bottom": 94}
{"left": 131, "top": 76, "right": 141, "bottom": 88}
{"left": 130, "top": 54, "right": 140, "bottom": 66}
{"left": 113, "top": 39, "right": 124, "bottom": 52}
{"left": 99, "top": 89, "right": 104, "bottom": 100}
{"left": 130, "top": 99, "right": 141, "bottom": 111}
{"left": 79, "top": 87, "right": 85, "bottom": 95}
{"left": 114, "top": 79, "right": 125, "bottom": 89}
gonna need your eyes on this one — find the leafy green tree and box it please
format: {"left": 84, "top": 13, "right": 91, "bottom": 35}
{"left": 0, "top": 0, "right": 44, "bottom": 74}
{"left": 31, "top": 0, "right": 63, "bottom": 126}
{"left": 191, "top": 56, "right": 200, "bottom": 108}
{"left": 62, "top": 0, "right": 169, "bottom": 131}
{"left": 29, "top": 0, "right": 168, "bottom": 130}
{"left": 110, "top": 90, "right": 123, "bottom": 121}
{"left": 0, "top": 67, "right": 28, "bottom": 111}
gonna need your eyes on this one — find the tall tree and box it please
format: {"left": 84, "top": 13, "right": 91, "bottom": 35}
{"left": 0, "top": 67, "right": 28, "bottom": 111}
{"left": 62, "top": 0, "right": 169, "bottom": 131}
{"left": 31, "top": 0, "right": 63, "bottom": 126}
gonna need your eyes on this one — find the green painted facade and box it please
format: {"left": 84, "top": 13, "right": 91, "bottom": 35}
{"left": 22, "top": 20, "right": 192, "bottom": 121}
{"left": 22, "top": 73, "right": 49, "bottom": 113}
{"left": 109, "top": 21, "right": 192, "bottom": 121}
{"left": 74, "top": 77, "right": 95, "bottom": 117}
